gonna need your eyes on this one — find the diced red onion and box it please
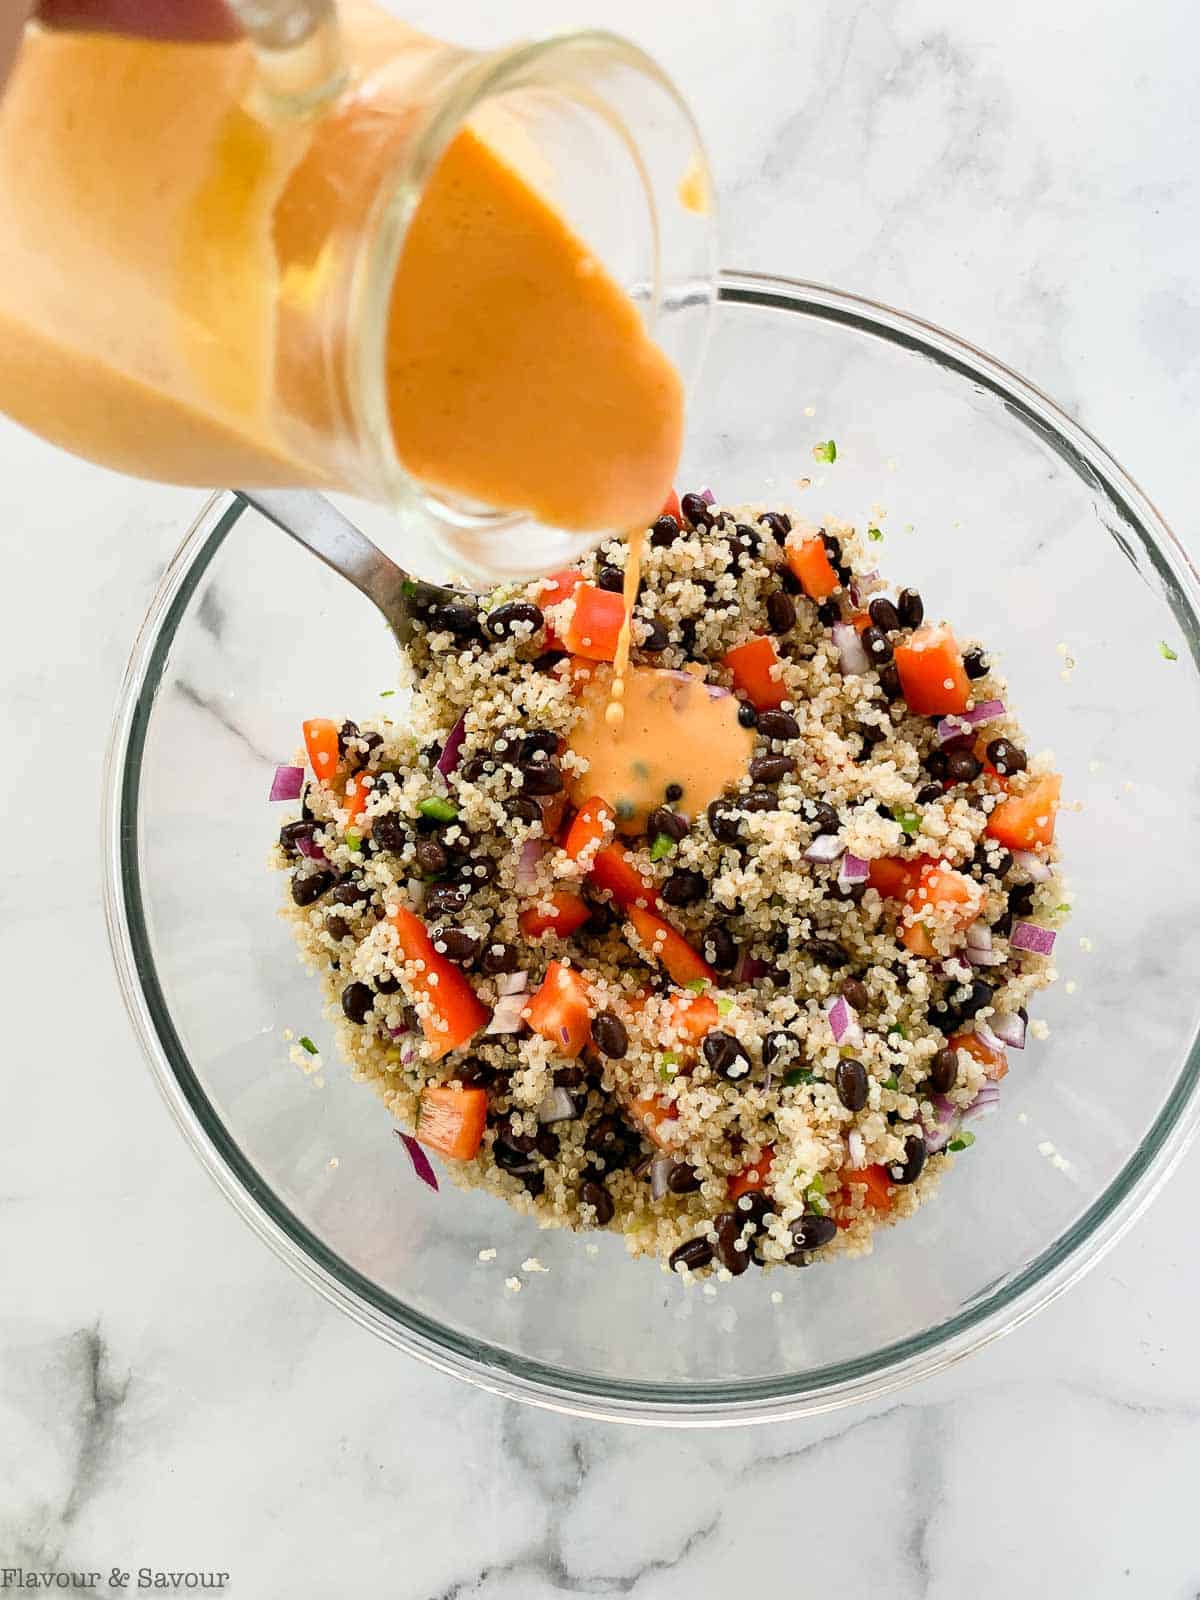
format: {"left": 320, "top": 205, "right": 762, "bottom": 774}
{"left": 705, "top": 684, "right": 731, "bottom": 700}
{"left": 965, "top": 945, "right": 1004, "bottom": 967}
{"left": 935, "top": 700, "right": 1006, "bottom": 745}
{"left": 847, "top": 1130, "right": 867, "bottom": 1169}
{"left": 650, "top": 1154, "right": 674, "bottom": 1201}
{"left": 1012, "top": 922, "right": 1056, "bottom": 956}
{"left": 973, "top": 1020, "right": 1008, "bottom": 1055}
{"left": 495, "top": 970, "right": 528, "bottom": 997}
{"left": 296, "top": 834, "right": 327, "bottom": 863}
{"left": 436, "top": 713, "right": 468, "bottom": 778}
{"left": 804, "top": 834, "right": 844, "bottom": 864}
{"left": 962, "top": 1082, "right": 1001, "bottom": 1121}
{"left": 515, "top": 838, "right": 546, "bottom": 893}
{"left": 848, "top": 571, "right": 879, "bottom": 608}
{"left": 824, "top": 993, "right": 862, "bottom": 1048}
{"left": 269, "top": 764, "right": 305, "bottom": 802}
{"left": 922, "top": 1094, "right": 960, "bottom": 1153}
{"left": 387, "top": 1022, "right": 410, "bottom": 1040}
{"left": 965, "top": 923, "right": 992, "bottom": 952}
{"left": 733, "top": 951, "right": 768, "bottom": 984}
{"left": 538, "top": 1087, "right": 577, "bottom": 1124}
{"left": 990, "top": 1010, "right": 1027, "bottom": 1050}
{"left": 396, "top": 1130, "right": 439, "bottom": 1192}
{"left": 838, "top": 852, "right": 870, "bottom": 891}
{"left": 832, "top": 622, "right": 869, "bottom": 676}
{"left": 699, "top": 486, "right": 716, "bottom": 505}
{"left": 406, "top": 876, "right": 427, "bottom": 909}
{"left": 400, "top": 1043, "right": 417, "bottom": 1066}
{"left": 1011, "top": 849, "right": 1052, "bottom": 883}
{"left": 487, "top": 993, "right": 527, "bottom": 1035}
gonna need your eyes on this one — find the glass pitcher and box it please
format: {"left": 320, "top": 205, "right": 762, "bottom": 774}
{"left": 0, "top": 0, "right": 716, "bottom": 578}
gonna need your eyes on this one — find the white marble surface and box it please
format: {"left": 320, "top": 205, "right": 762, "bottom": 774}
{"left": 3, "top": 1, "right": 1200, "bottom": 1593}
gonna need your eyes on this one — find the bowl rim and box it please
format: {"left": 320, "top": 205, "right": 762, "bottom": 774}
{"left": 103, "top": 270, "right": 1200, "bottom": 1426}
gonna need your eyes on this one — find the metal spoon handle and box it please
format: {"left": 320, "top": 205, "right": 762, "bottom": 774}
{"left": 236, "top": 489, "right": 462, "bottom": 643}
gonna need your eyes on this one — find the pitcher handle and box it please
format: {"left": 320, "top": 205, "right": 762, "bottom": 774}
{"left": 225, "top": 0, "right": 347, "bottom": 114}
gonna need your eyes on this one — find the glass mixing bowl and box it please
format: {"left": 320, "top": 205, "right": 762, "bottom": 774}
{"left": 104, "top": 272, "right": 1200, "bottom": 1425}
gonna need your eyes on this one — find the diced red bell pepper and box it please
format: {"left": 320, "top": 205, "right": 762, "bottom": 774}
{"left": 867, "top": 857, "right": 933, "bottom": 900}
{"left": 416, "top": 1084, "right": 488, "bottom": 1160}
{"left": 589, "top": 843, "right": 660, "bottom": 909}
{"left": 389, "top": 907, "right": 489, "bottom": 1060}
{"left": 564, "top": 796, "right": 615, "bottom": 861}
{"left": 901, "top": 865, "right": 983, "bottom": 957}
{"left": 302, "top": 717, "right": 340, "bottom": 785}
{"left": 628, "top": 1094, "right": 679, "bottom": 1149}
{"left": 949, "top": 1029, "right": 1009, "bottom": 1082}
{"left": 838, "top": 1163, "right": 894, "bottom": 1218}
{"left": 525, "top": 960, "right": 591, "bottom": 1058}
{"left": 893, "top": 625, "right": 971, "bottom": 715}
{"left": 344, "top": 771, "right": 372, "bottom": 821}
{"left": 626, "top": 905, "right": 716, "bottom": 988}
{"left": 539, "top": 569, "right": 583, "bottom": 649}
{"left": 728, "top": 1146, "right": 775, "bottom": 1200}
{"left": 518, "top": 892, "right": 591, "bottom": 940}
{"left": 986, "top": 774, "right": 1061, "bottom": 850}
{"left": 784, "top": 534, "right": 840, "bottom": 600}
{"left": 666, "top": 991, "right": 720, "bottom": 1053}
{"left": 563, "top": 584, "right": 626, "bottom": 662}
{"left": 660, "top": 488, "right": 682, "bottom": 524}
{"left": 722, "top": 635, "right": 787, "bottom": 711}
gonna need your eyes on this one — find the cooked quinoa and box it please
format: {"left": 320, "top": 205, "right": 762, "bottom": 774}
{"left": 272, "top": 495, "right": 1066, "bottom": 1278}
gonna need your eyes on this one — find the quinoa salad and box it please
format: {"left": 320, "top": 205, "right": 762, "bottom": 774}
{"left": 270, "top": 490, "right": 1066, "bottom": 1279}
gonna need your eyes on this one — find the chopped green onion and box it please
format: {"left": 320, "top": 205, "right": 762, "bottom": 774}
{"left": 379, "top": 689, "right": 395, "bottom": 698}
{"left": 1055, "top": 902, "right": 1071, "bottom": 913}
{"left": 887, "top": 1024, "right": 908, "bottom": 1041}
{"left": 344, "top": 828, "right": 363, "bottom": 853}
{"left": 418, "top": 796, "right": 458, "bottom": 823}
{"left": 783, "top": 1067, "right": 815, "bottom": 1087}
{"left": 299, "top": 1036, "right": 319, "bottom": 1056}
{"left": 658, "top": 1050, "right": 682, "bottom": 1081}
{"left": 684, "top": 978, "right": 707, "bottom": 994}
{"left": 1159, "top": 640, "right": 1178, "bottom": 661}
{"left": 812, "top": 439, "right": 837, "bottom": 464}
{"left": 716, "top": 995, "right": 736, "bottom": 1016}
{"left": 947, "top": 1131, "right": 976, "bottom": 1153}
{"left": 805, "top": 1175, "right": 829, "bottom": 1213}
{"left": 867, "top": 525, "right": 883, "bottom": 542}
{"left": 882, "top": 1074, "right": 899, "bottom": 1091}
{"left": 649, "top": 833, "right": 676, "bottom": 862}
{"left": 892, "top": 805, "right": 921, "bottom": 836}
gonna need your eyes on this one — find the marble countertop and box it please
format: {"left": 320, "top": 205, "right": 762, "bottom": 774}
{"left": 3, "top": 1, "right": 1199, "bottom": 1593}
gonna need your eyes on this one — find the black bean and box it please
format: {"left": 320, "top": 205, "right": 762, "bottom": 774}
{"left": 766, "top": 590, "right": 797, "bottom": 634}
{"left": 669, "top": 1237, "right": 714, "bottom": 1273}
{"left": 662, "top": 868, "right": 707, "bottom": 907}
{"left": 581, "top": 898, "right": 617, "bottom": 938}
{"left": 336, "top": 719, "right": 361, "bottom": 758}
{"left": 958, "top": 978, "right": 994, "bottom": 1020}
{"left": 759, "top": 511, "right": 792, "bottom": 545}
{"left": 877, "top": 662, "right": 902, "bottom": 701}
{"left": 486, "top": 601, "right": 547, "bottom": 636}
{"left": 425, "top": 882, "right": 470, "bottom": 919}
{"left": 325, "top": 914, "right": 350, "bottom": 941}
{"left": 597, "top": 563, "right": 626, "bottom": 593}
{"left": 737, "top": 702, "right": 758, "bottom": 729}
{"left": 835, "top": 1058, "right": 869, "bottom": 1112}
{"left": 841, "top": 977, "right": 869, "bottom": 1010}
{"left": 757, "top": 709, "right": 799, "bottom": 740}
{"left": 769, "top": 929, "right": 790, "bottom": 955}
{"left": 776, "top": 564, "right": 802, "bottom": 597}
{"left": 924, "top": 748, "right": 949, "bottom": 781}
{"left": 677, "top": 617, "right": 699, "bottom": 653}
{"left": 443, "top": 826, "right": 476, "bottom": 857}
{"left": 991, "top": 907, "right": 1014, "bottom": 938}
{"left": 897, "top": 588, "right": 924, "bottom": 629}
{"left": 456, "top": 855, "right": 498, "bottom": 889}
{"left": 519, "top": 761, "right": 564, "bottom": 796}
{"left": 455, "top": 1057, "right": 496, "bottom": 1089}
{"left": 707, "top": 799, "right": 743, "bottom": 844}
{"left": 592, "top": 1011, "right": 629, "bottom": 1060}
{"left": 521, "top": 1170, "right": 546, "bottom": 1198}
{"left": 519, "top": 728, "right": 558, "bottom": 761}
{"left": 680, "top": 492, "right": 714, "bottom": 531}
{"left": 480, "top": 941, "right": 519, "bottom": 976}
{"left": 816, "top": 598, "right": 840, "bottom": 626}
{"left": 741, "top": 787, "right": 776, "bottom": 813}
{"left": 791, "top": 1213, "right": 837, "bottom": 1251}
{"left": 291, "top": 870, "right": 334, "bottom": 907}
{"left": 531, "top": 651, "right": 564, "bottom": 673}
{"left": 279, "top": 820, "right": 318, "bottom": 858}
{"left": 702, "top": 925, "right": 738, "bottom": 972}
{"left": 868, "top": 597, "right": 901, "bottom": 633}
{"left": 986, "top": 737, "right": 1026, "bottom": 776}
{"left": 496, "top": 1113, "right": 538, "bottom": 1154}
{"left": 340, "top": 981, "right": 375, "bottom": 1024}
{"left": 916, "top": 783, "right": 944, "bottom": 805}
{"left": 493, "top": 1140, "right": 535, "bottom": 1173}
{"left": 821, "top": 532, "right": 848, "bottom": 580}
{"left": 639, "top": 618, "right": 669, "bottom": 654}
{"left": 581, "top": 1179, "right": 615, "bottom": 1225}
{"left": 733, "top": 1192, "right": 775, "bottom": 1234}
{"left": 459, "top": 754, "right": 489, "bottom": 783}
{"left": 962, "top": 647, "right": 989, "bottom": 680}
{"left": 651, "top": 513, "right": 681, "bottom": 547}
{"left": 857, "top": 722, "right": 886, "bottom": 753}
{"left": 702, "top": 1030, "right": 751, "bottom": 1080}
{"left": 748, "top": 754, "right": 795, "bottom": 785}
{"left": 536, "top": 1128, "right": 561, "bottom": 1160}
{"left": 647, "top": 807, "right": 688, "bottom": 843}
{"left": 1009, "top": 882, "right": 1036, "bottom": 918}
{"left": 928, "top": 1047, "right": 959, "bottom": 1095}
{"left": 890, "top": 1133, "right": 927, "bottom": 1185}
{"left": 945, "top": 748, "right": 983, "bottom": 784}
{"left": 713, "top": 1211, "right": 752, "bottom": 1276}
{"left": 429, "top": 601, "right": 480, "bottom": 639}
{"left": 430, "top": 927, "right": 481, "bottom": 965}
{"left": 665, "top": 783, "right": 684, "bottom": 803}
{"left": 971, "top": 841, "right": 1013, "bottom": 880}
{"left": 808, "top": 939, "right": 847, "bottom": 968}
{"left": 667, "top": 1161, "right": 702, "bottom": 1195}
{"left": 807, "top": 800, "right": 840, "bottom": 835}
{"left": 507, "top": 796, "right": 543, "bottom": 826}
{"left": 329, "top": 878, "right": 369, "bottom": 907}
{"left": 762, "top": 1029, "right": 801, "bottom": 1067}
{"left": 861, "top": 626, "right": 894, "bottom": 666}
{"left": 413, "top": 837, "right": 448, "bottom": 876}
